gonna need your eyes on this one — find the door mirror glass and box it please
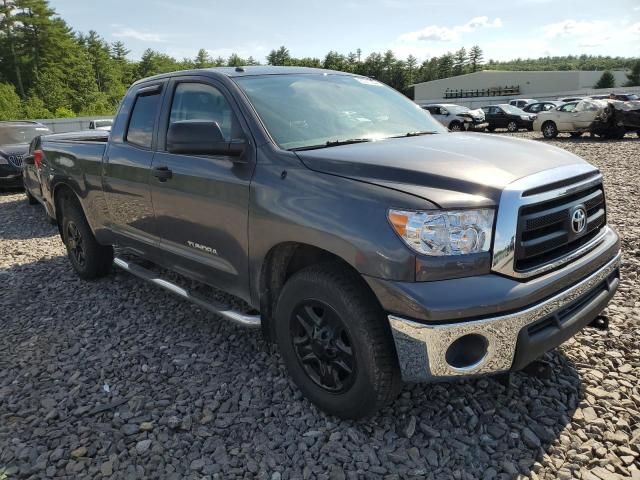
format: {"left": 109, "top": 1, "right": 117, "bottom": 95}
{"left": 167, "top": 120, "right": 244, "bottom": 156}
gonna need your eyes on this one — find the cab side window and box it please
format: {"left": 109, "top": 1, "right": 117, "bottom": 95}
{"left": 126, "top": 92, "right": 162, "bottom": 148}
{"left": 169, "top": 83, "right": 236, "bottom": 141}
{"left": 560, "top": 103, "right": 576, "bottom": 113}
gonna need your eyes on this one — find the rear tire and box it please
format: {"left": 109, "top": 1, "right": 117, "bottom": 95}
{"left": 507, "top": 121, "right": 518, "bottom": 132}
{"left": 542, "top": 121, "right": 558, "bottom": 139}
{"left": 61, "top": 197, "right": 113, "bottom": 279}
{"left": 274, "top": 263, "right": 402, "bottom": 419}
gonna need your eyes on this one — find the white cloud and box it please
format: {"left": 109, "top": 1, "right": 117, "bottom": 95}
{"left": 399, "top": 16, "right": 502, "bottom": 43}
{"left": 112, "top": 27, "right": 166, "bottom": 43}
{"left": 628, "top": 22, "right": 640, "bottom": 35}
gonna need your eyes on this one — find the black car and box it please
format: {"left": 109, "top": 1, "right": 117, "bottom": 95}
{"left": 481, "top": 104, "right": 537, "bottom": 132}
{"left": 0, "top": 121, "right": 51, "bottom": 188}
{"left": 522, "top": 101, "right": 563, "bottom": 114}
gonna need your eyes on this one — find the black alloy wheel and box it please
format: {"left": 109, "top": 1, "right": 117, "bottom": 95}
{"left": 290, "top": 300, "right": 356, "bottom": 393}
{"left": 65, "top": 220, "right": 86, "bottom": 268}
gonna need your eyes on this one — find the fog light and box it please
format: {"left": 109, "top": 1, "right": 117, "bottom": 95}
{"left": 445, "top": 334, "right": 488, "bottom": 370}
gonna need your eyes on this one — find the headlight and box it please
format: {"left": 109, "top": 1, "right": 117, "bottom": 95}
{"left": 520, "top": 115, "right": 529, "bottom": 120}
{"left": 0, "top": 155, "right": 7, "bottom": 165}
{"left": 388, "top": 209, "right": 494, "bottom": 256}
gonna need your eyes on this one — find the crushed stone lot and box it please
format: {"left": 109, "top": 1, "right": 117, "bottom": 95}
{"left": 0, "top": 131, "right": 639, "bottom": 480}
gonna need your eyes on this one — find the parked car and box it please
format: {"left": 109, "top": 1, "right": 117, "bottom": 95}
{"left": 609, "top": 93, "right": 639, "bottom": 101}
{"left": 481, "top": 104, "right": 536, "bottom": 132}
{"left": 533, "top": 100, "right": 597, "bottom": 138}
{"left": 522, "top": 101, "right": 564, "bottom": 113}
{"left": 558, "top": 96, "right": 585, "bottom": 103}
{"left": 421, "top": 103, "right": 488, "bottom": 131}
{"left": 89, "top": 119, "right": 113, "bottom": 131}
{"left": 32, "top": 67, "right": 620, "bottom": 418}
{"left": 509, "top": 98, "right": 537, "bottom": 109}
{"left": 0, "top": 121, "right": 51, "bottom": 188}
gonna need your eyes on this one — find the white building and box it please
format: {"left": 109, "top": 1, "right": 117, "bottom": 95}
{"left": 413, "top": 70, "right": 631, "bottom": 106}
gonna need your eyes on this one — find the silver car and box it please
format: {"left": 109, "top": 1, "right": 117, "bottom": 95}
{"left": 421, "top": 104, "right": 488, "bottom": 132}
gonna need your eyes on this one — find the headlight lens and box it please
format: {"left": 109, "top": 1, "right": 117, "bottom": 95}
{"left": 520, "top": 115, "right": 529, "bottom": 120}
{"left": 388, "top": 209, "right": 494, "bottom": 256}
{"left": 0, "top": 155, "right": 8, "bottom": 165}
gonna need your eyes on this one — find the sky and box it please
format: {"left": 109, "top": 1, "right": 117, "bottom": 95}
{"left": 49, "top": 0, "right": 640, "bottom": 62}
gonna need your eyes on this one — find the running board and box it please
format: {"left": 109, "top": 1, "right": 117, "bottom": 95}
{"left": 113, "top": 257, "right": 261, "bottom": 328}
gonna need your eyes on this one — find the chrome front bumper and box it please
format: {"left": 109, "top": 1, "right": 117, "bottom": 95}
{"left": 389, "top": 251, "right": 621, "bottom": 381}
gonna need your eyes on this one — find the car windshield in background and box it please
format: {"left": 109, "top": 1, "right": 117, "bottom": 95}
{"left": 500, "top": 105, "right": 524, "bottom": 115}
{"left": 94, "top": 120, "right": 113, "bottom": 128}
{"left": 235, "top": 74, "right": 446, "bottom": 150}
{"left": 0, "top": 125, "right": 51, "bottom": 144}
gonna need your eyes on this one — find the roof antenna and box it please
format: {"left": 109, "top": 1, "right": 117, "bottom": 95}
{"left": 235, "top": 66, "right": 245, "bottom": 72}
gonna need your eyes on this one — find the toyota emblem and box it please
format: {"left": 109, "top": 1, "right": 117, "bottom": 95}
{"left": 570, "top": 205, "right": 587, "bottom": 234}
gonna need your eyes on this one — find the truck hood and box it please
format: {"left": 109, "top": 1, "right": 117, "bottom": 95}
{"left": 295, "top": 132, "right": 591, "bottom": 207}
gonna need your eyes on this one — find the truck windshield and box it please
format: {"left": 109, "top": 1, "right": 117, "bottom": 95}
{"left": 235, "top": 74, "right": 446, "bottom": 150}
{"left": 0, "top": 125, "right": 51, "bottom": 144}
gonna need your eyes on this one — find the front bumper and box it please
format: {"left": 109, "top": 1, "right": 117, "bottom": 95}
{"left": 466, "top": 122, "right": 488, "bottom": 131}
{"left": 0, "top": 165, "right": 23, "bottom": 187}
{"left": 387, "top": 251, "right": 620, "bottom": 381}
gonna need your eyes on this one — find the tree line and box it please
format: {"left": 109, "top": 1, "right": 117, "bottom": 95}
{"left": 1, "top": 0, "right": 639, "bottom": 120}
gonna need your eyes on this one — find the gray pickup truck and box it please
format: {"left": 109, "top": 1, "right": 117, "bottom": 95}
{"left": 28, "top": 67, "right": 620, "bottom": 419}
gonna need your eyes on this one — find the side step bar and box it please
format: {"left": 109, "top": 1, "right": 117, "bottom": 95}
{"left": 113, "top": 257, "right": 261, "bottom": 328}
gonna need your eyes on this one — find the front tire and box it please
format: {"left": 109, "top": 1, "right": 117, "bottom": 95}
{"left": 507, "top": 121, "right": 518, "bottom": 132}
{"left": 449, "top": 121, "right": 463, "bottom": 132}
{"left": 274, "top": 263, "right": 401, "bottom": 419}
{"left": 61, "top": 197, "right": 113, "bottom": 279}
{"left": 542, "top": 121, "right": 558, "bottom": 139}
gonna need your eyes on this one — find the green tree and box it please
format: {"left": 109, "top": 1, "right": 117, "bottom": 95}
{"left": 0, "top": 0, "right": 26, "bottom": 96}
{"left": 468, "top": 45, "right": 483, "bottom": 73}
{"left": 266, "top": 46, "right": 291, "bottom": 66}
{"left": 625, "top": 60, "right": 640, "bottom": 86}
{"left": 595, "top": 70, "right": 615, "bottom": 89}
{"left": 437, "top": 53, "right": 454, "bottom": 79}
{"left": 21, "top": 94, "right": 50, "bottom": 118}
{"left": 405, "top": 55, "right": 417, "bottom": 85}
{"left": 227, "top": 53, "right": 245, "bottom": 66}
{"left": 0, "top": 82, "right": 21, "bottom": 119}
{"left": 453, "top": 47, "right": 467, "bottom": 76}
{"left": 194, "top": 48, "right": 212, "bottom": 68}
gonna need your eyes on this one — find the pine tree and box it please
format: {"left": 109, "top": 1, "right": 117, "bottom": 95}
{"left": 0, "top": 82, "right": 21, "bottom": 119}
{"left": 625, "top": 60, "right": 640, "bottom": 86}
{"left": 595, "top": 70, "right": 615, "bottom": 89}
{"left": 266, "top": 46, "right": 291, "bottom": 66}
{"left": 453, "top": 47, "right": 467, "bottom": 76}
{"left": 468, "top": 45, "right": 484, "bottom": 72}
{"left": 406, "top": 55, "right": 417, "bottom": 84}
{"left": 194, "top": 48, "right": 212, "bottom": 68}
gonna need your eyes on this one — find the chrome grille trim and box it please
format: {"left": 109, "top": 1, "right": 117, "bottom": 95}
{"left": 6, "top": 153, "right": 24, "bottom": 168}
{"left": 492, "top": 164, "right": 604, "bottom": 279}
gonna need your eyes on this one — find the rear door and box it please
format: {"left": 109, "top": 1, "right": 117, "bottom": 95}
{"left": 102, "top": 83, "right": 165, "bottom": 253}
{"left": 149, "top": 76, "right": 256, "bottom": 298}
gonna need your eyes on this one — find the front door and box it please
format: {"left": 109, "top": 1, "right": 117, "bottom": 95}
{"left": 555, "top": 102, "right": 577, "bottom": 130}
{"left": 150, "top": 77, "right": 255, "bottom": 299}
{"left": 102, "top": 83, "right": 165, "bottom": 253}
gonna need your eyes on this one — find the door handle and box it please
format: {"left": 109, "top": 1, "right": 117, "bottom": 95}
{"left": 152, "top": 166, "right": 173, "bottom": 182}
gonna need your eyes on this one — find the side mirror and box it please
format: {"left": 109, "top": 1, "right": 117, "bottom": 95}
{"left": 166, "top": 120, "right": 246, "bottom": 158}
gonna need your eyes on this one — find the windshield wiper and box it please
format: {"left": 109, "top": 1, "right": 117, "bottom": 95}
{"left": 289, "top": 138, "right": 373, "bottom": 151}
{"left": 389, "top": 131, "right": 439, "bottom": 138}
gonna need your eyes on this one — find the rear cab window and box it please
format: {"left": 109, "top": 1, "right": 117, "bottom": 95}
{"left": 126, "top": 89, "right": 162, "bottom": 148}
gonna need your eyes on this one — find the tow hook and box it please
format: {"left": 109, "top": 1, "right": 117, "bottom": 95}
{"left": 589, "top": 315, "right": 609, "bottom": 331}
{"left": 523, "top": 360, "right": 553, "bottom": 380}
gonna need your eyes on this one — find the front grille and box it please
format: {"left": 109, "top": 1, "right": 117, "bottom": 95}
{"left": 6, "top": 153, "right": 24, "bottom": 168}
{"left": 514, "top": 182, "right": 606, "bottom": 272}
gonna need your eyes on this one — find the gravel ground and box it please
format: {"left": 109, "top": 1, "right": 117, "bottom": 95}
{"left": 1, "top": 131, "right": 639, "bottom": 480}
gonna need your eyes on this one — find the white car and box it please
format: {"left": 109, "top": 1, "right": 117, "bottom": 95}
{"left": 533, "top": 100, "right": 601, "bottom": 139}
{"left": 421, "top": 104, "right": 487, "bottom": 131}
{"left": 89, "top": 119, "right": 113, "bottom": 131}
{"left": 509, "top": 98, "right": 537, "bottom": 109}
